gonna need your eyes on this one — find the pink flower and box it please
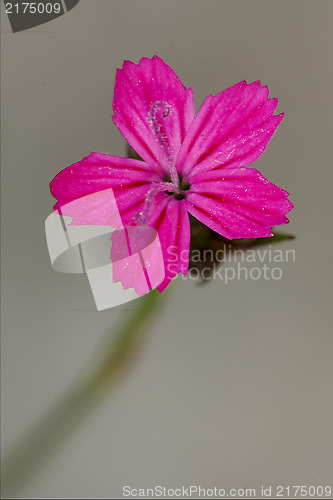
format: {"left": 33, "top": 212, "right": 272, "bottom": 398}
{"left": 50, "top": 55, "right": 293, "bottom": 292}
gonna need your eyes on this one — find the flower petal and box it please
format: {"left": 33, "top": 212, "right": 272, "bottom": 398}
{"left": 177, "top": 81, "right": 283, "bottom": 178}
{"left": 113, "top": 56, "right": 195, "bottom": 175}
{"left": 111, "top": 226, "right": 165, "bottom": 295}
{"left": 186, "top": 167, "right": 293, "bottom": 239}
{"left": 146, "top": 194, "right": 190, "bottom": 291}
{"left": 50, "top": 152, "right": 160, "bottom": 225}
{"left": 57, "top": 188, "right": 123, "bottom": 228}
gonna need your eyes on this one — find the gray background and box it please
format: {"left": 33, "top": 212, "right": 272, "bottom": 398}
{"left": 1, "top": 0, "right": 332, "bottom": 498}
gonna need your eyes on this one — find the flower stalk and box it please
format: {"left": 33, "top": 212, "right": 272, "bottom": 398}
{"left": 2, "top": 289, "right": 165, "bottom": 497}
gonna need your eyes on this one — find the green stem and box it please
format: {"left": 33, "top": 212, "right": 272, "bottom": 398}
{"left": 2, "top": 289, "right": 164, "bottom": 497}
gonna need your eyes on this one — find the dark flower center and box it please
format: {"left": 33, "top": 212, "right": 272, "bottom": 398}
{"left": 164, "top": 173, "right": 191, "bottom": 200}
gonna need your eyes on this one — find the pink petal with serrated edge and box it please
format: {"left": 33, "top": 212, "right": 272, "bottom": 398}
{"left": 177, "top": 81, "right": 283, "bottom": 178}
{"left": 50, "top": 153, "right": 160, "bottom": 225}
{"left": 113, "top": 56, "right": 195, "bottom": 175}
{"left": 58, "top": 188, "right": 122, "bottom": 228}
{"left": 186, "top": 167, "right": 293, "bottom": 239}
{"left": 111, "top": 226, "right": 165, "bottom": 295}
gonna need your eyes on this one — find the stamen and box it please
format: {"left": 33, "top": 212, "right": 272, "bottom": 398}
{"left": 149, "top": 101, "right": 179, "bottom": 188}
{"left": 136, "top": 181, "right": 176, "bottom": 226}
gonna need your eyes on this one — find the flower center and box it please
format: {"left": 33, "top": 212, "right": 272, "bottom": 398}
{"left": 135, "top": 174, "right": 191, "bottom": 226}
{"left": 136, "top": 102, "right": 191, "bottom": 225}
{"left": 164, "top": 173, "right": 191, "bottom": 200}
